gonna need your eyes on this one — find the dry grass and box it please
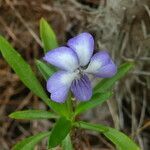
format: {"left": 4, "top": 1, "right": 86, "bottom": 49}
{"left": 0, "top": 0, "right": 150, "bottom": 149}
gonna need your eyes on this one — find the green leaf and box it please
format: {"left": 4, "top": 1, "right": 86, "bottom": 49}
{"left": 74, "top": 121, "right": 108, "bottom": 133}
{"left": 0, "top": 36, "right": 71, "bottom": 117}
{"left": 75, "top": 121, "right": 140, "bottom": 150}
{"left": 62, "top": 134, "right": 73, "bottom": 150}
{"left": 94, "top": 63, "right": 134, "bottom": 93}
{"left": 103, "top": 128, "right": 140, "bottom": 150}
{"left": 35, "top": 59, "right": 56, "bottom": 80}
{"left": 40, "top": 18, "right": 58, "bottom": 53}
{"left": 9, "top": 110, "right": 58, "bottom": 120}
{"left": 12, "top": 131, "right": 50, "bottom": 150}
{"left": 0, "top": 36, "right": 51, "bottom": 107}
{"left": 75, "top": 92, "right": 112, "bottom": 115}
{"left": 48, "top": 117, "right": 72, "bottom": 148}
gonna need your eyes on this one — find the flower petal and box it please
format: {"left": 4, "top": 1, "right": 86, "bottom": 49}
{"left": 85, "top": 51, "right": 117, "bottom": 78}
{"left": 85, "top": 51, "right": 110, "bottom": 73}
{"left": 71, "top": 74, "right": 92, "bottom": 101}
{"left": 43, "top": 46, "right": 79, "bottom": 71}
{"left": 95, "top": 61, "right": 117, "bottom": 78}
{"left": 67, "top": 32, "right": 94, "bottom": 66}
{"left": 47, "top": 71, "right": 76, "bottom": 103}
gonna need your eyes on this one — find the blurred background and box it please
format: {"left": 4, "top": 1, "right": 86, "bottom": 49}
{"left": 0, "top": 0, "right": 150, "bottom": 149}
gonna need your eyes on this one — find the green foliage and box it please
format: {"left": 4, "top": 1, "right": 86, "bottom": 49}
{"left": 75, "top": 92, "right": 112, "bottom": 115}
{"left": 48, "top": 117, "right": 72, "bottom": 148}
{"left": 0, "top": 36, "right": 51, "bottom": 107}
{"left": 40, "top": 18, "right": 58, "bottom": 53}
{"left": 61, "top": 134, "right": 73, "bottom": 150}
{"left": 12, "top": 132, "right": 50, "bottom": 150}
{"left": 104, "top": 127, "right": 140, "bottom": 150}
{"left": 74, "top": 121, "right": 108, "bottom": 133}
{"left": 35, "top": 60, "right": 56, "bottom": 80}
{"left": 9, "top": 110, "right": 58, "bottom": 120}
{"left": 0, "top": 18, "right": 138, "bottom": 150}
{"left": 94, "top": 62, "right": 134, "bottom": 93}
{"left": 0, "top": 36, "right": 72, "bottom": 118}
{"left": 75, "top": 121, "right": 140, "bottom": 150}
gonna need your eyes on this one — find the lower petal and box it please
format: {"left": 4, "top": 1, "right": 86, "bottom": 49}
{"left": 47, "top": 71, "right": 76, "bottom": 103}
{"left": 71, "top": 74, "right": 92, "bottom": 101}
{"left": 50, "top": 87, "right": 69, "bottom": 103}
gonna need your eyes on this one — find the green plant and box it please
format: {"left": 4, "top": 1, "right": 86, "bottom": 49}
{"left": 0, "top": 18, "right": 139, "bottom": 150}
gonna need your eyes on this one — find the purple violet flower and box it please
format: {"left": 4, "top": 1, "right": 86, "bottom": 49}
{"left": 43, "top": 32, "right": 117, "bottom": 103}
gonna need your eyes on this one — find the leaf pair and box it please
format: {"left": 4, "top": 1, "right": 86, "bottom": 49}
{"left": 0, "top": 18, "right": 74, "bottom": 118}
{"left": 0, "top": 36, "right": 66, "bottom": 117}
{"left": 14, "top": 120, "right": 139, "bottom": 150}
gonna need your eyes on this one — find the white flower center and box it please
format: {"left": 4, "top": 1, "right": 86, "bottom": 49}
{"left": 74, "top": 67, "right": 87, "bottom": 80}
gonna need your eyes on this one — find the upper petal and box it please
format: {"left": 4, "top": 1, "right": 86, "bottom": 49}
{"left": 67, "top": 32, "right": 94, "bottom": 66}
{"left": 71, "top": 74, "right": 92, "bottom": 101}
{"left": 47, "top": 71, "right": 76, "bottom": 103}
{"left": 43, "top": 46, "right": 79, "bottom": 72}
{"left": 85, "top": 51, "right": 117, "bottom": 78}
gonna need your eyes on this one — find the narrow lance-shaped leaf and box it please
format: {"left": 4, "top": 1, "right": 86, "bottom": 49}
{"left": 0, "top": 36, "right": 51, "bottom": 107}
{"left": 75, "top": 92, "right": 112, "bottom": 116}
{"left": 0, "top": 36, "right": 71, "bottom": 117}
{"left": 61, "top": 134, "right": 73, "bottom": 150}
{"left": 40, "top": 18, "right": 58, "bottom": 53}
{"left": 94, "top": 62, "right": 134, "bottom": 93}
{"left": 35, "top": 59, "right": 56, "bottom": 80}
{"left": 9, "top": 110, "right": 58, "bottom": 120}
{"left": 75, "top": 121, "right": 140, "bottom": 150}
{"left": 74, "top": 121, "right": 108, "bottom": 133}
{"left": 12, "top": 131, "right": 50, "bottom": 150}
{"left": 103, "top": 128, "right": 140, "bottom": 150}
{"left": 48, "top": 117, "right": 72, "bottom": 148}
